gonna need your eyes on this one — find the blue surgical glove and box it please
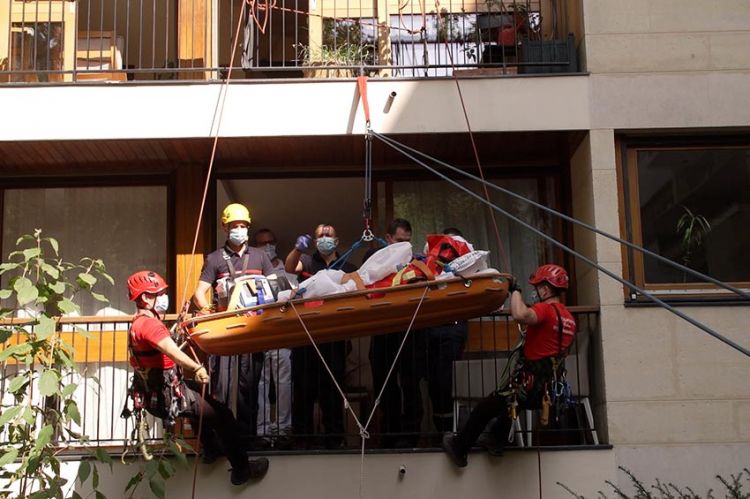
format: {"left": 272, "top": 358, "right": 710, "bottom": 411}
{"left": 295, "top": 234, "right": 313, "bottom": 252}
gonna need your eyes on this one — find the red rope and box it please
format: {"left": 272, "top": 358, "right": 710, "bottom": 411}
{"left": 357, "top": 76, "right": 371, "bottom": 124}
{"left": 434, "top": 2, "right": 510, "bottom": 271}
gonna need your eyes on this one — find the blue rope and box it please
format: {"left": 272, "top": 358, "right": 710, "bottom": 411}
{"left": 331, "top": 237, "right": 388, "bottom": 270}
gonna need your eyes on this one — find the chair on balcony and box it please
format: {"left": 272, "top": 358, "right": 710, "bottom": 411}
{"left": 76, "top": 31, "right": 126, "bottom": 81}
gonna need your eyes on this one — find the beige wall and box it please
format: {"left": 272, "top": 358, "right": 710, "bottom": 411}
{"left": 580, "top": 0, "right": 750, "bottom": 489}
{"left": 62, "top": 449, "right": 617, "bottom": 499}
{"left": 0, "top": 76, "right": 590, "bottom": 141}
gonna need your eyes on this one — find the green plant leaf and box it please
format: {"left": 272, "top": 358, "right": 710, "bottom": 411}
{"left": 0, "top": 448, "right": 19, "bottom": 467}
{"left": 125, "top": 472, "right": 144, "bottom": 493}
{"left": 0, "top": 289, "right": 12, "bottom": 299}
{"left": 40, "top": 263, "right": 60, "bottom": 280}
{"left": 74, "top": 325, "right": 92, "bottom": 339}
{"left": 16, "top": 285, "right": 39, "bottom": 306}
{"left": 61, "top": 382, "right": 78, "bottom": 398}
{"left": 0, "top": 328, "right": 12, "bottom": 343}
{"left": 77, "top": 460, "right": 91, "bottom": 484}
{"left": 22, "top": 248, "right": 41, "bottom": 261}
{"left": 34, "top": 424, "right": 54, "bottom": 451}
{"left": 48, "top": 281, "right": 66, "bottom": 295}
{"left": 0, "top": 343, "right": 32, "bottom": 361}
{"left": 99, "top": 272, "right": 115, "bottom": 286}
{"left": 57, "top": 349, "right": 74, "bottom": 369}
{"left": 57, "top": 298, "right": 79, "bottom": 315}
{"left": 13, "top": 276, "right": 31, "bottom": 291}
{"left": 158, "top": 459, "right": 175, "bottom": 479}
{"left": 15, "top": 234, "right": 34, "bottom": 246}
{"left": 65, "top": 400, "right": 81, "bottom": 425}
{"left": 95, "top": 491, "right": 106, "bottom": 499}
{"left": 168, "top": 440, "right": 188, "bottom": 468}
{"left": 22, "top": 405, "right": 35, "bottom": 424}
{"left": 149, "top": 476, "right": 166, "bottom": 499}
{"left": 46, "top": 238, "right": 59, "bottom": 255}
{"left": 0, "top": 262, "right": 21, "bottom": 275}
{"left": 0, "top": 405, "right": 23, "bottom": 426}
{"left": 8, "top": 375, "right": 28, "bottom": 394}
{"left": 94, "top": 447, "right": 112, "bottom": 470}
{"left": 35, "top": 315, "right": 56, "bottom": 340}
{"left": 78, "top": 273, "right": 96, "bottom": 286}
{"left": 92, "top": 463, "right": 100, "bottom": 489}
{"left": 91, "top": 292, "right": 109, "bottom": 303}
{"left": 39, "top": 370, "right": 60, "bottom": 397}
{"left": 70, "top": 492, "right": 83, "bottom": 499}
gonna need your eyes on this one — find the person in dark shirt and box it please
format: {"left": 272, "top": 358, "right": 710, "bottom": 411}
{"left": 192, "top": 203, "right": 274, "bottom": 449}
{"left": 285, "top": 223, "right": 357, "bottom": 449}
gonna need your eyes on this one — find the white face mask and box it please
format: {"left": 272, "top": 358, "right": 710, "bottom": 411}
{"left": 263, "top": 243, "right": 277, "bottom": 261}
{"left": 229, "top": 227, "right": 248, "bottom": 246}
{"left": 154, "top": 294, "right": 169, "bottom": 314}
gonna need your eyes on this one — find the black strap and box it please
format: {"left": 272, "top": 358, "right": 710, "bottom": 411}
{"left": 551, "top": 303, "right": 566, "bottom": 359}
{"left": 222, "top": 248, "right": 250, "bottom": 283}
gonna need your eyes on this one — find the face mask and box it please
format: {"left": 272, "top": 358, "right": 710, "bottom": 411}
{"left": 530, "top": 287, "right": 540, "bottom": 304}
{"left": 263, "top": 243, "right": 277, "bottom": 260}
{"left": 229, "top": 227, "right": 248, "bottom": 246}
{"left": 316, "top": 236, "right": 337, "bottom": 255}
{"left": 154, "top": 294, "right": 169, "bottom": 314}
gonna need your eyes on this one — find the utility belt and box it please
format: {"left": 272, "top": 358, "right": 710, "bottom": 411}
{"left": 505, "top": 355, "right": 573, "bottom": 426}
{"left": 129, "top": 366, "right": 193, "bottom": 431}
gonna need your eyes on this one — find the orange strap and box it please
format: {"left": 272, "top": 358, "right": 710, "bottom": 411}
{"left": 357, "top": 76, "right": 371, "bottom": 125}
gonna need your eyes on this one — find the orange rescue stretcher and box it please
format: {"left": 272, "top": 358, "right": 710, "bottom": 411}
{"left": 181, "top": 271, "right": 510, "bottom": 355}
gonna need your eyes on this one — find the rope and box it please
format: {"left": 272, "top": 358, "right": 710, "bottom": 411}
{"left": 288, "top": 284, "right": 429, "bottom": 499}
{"left": 288, "top": 301, "right": 366, "bottom": 431}
{"left": 177, "top": 0, "right": 248, "bottom": 319}
{"left": 371, "top": 131, "right": 750, "bottom": 358}
{"left": 370, "top": 131, "right": 750, "bottom": 301}
{"left": 433, "top": 2, "right": 510, "bottom": 271}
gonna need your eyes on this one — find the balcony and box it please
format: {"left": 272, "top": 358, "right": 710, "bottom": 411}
{"left": 0, "top": 0, "right": 581, "bottom": 84}
{"left": 0, "top": 308, "right": 602, "bottom": 454}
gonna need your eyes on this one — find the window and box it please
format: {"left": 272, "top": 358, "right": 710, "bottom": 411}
{"left": 1, "top": 185, "right": 168, "bottom": 315}
{"left": 620, "top": 139, "right": 750, "bottom": 298}
{"left": 377, "top": 177, "right": 560, "bottom": 287}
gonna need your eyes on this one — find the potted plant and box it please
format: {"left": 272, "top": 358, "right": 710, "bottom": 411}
{"left": 298, "top": 19, "right": 375, "bottom": 78}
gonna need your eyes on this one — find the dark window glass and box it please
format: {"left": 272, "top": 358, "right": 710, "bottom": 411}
{"left": 637, "top": 148, "right": 750, "bottom": 284}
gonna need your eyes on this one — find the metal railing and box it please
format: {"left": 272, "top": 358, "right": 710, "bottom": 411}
{"left": 0, "top": 307, "right": 600, "bottom": 453}
{"left": 0, "top": 0, "right": 579, "bottom": 83}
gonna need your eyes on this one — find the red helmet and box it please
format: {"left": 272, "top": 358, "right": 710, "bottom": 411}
{"left": 127, "top": 270, "right": 168, "bottom": 301}
{"left": 528, "top": 264, "right": 569, "bottom": 289}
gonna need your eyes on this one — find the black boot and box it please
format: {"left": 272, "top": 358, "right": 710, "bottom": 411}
{"left": 230, "top": 457, "right": 269, "bottom": 485}
{"left": 441, "top": 433, "right": 467, "bottom": 468}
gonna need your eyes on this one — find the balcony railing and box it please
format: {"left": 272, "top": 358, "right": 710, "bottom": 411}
{"left": 0, "top": 0, "right": 579, "bottom": 84}
{"left": 0, "top": 308, "right": 600, "bottom": 453}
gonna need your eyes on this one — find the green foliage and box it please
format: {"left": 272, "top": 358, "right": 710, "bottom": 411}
{"left": 122, "top": 435, "right": 193, "bottom": 499}
{"left": 676, "top": 206, "right": 711, "bottom": 269}
{"left": 558, "top": 466, "right": 750, "bottom": 499}
{"left": 0, "top": 229, "right": 113, "bottom": 498}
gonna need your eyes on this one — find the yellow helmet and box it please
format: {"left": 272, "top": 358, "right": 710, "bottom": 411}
{"left": 221, "top": 203, "right": 251, "bottom": 226}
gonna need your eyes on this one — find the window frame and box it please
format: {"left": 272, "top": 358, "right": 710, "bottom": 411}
{"left": 617, "top": 135, "right": 750, "bottom": 302}
{"left": 0, "top": 174, "right": 175, "bottom": 313}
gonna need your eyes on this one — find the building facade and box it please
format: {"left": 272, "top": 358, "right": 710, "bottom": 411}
{"left": 1, "top": 0, "right": 749, "bottom": 497}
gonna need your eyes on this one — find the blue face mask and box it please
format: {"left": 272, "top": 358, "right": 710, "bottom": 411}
{"left": 229, "top": 227, "right": 248, "bottom": 246}
{"left": 316, "top": 236, "right": 337, "bottom": 255}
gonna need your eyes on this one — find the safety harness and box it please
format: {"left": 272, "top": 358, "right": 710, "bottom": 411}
{"left": 504, "top": 302, "right": 574, "bottom": 433}
{"left": 121, "top": 315, "right": 190, "bottom": 460}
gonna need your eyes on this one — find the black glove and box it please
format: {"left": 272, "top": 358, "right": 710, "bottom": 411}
{"left": 508, "top": 276, "right": 521, "bottom": 294}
